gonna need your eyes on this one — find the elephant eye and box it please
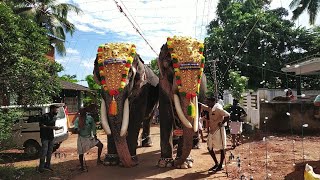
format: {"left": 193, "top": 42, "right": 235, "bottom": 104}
{"left": 212, "top": 113, "right": 215, "bottom": 115}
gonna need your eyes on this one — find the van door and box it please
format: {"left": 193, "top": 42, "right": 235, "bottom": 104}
{"left": 19, "top": 108, "right": 43, "bottom": 146}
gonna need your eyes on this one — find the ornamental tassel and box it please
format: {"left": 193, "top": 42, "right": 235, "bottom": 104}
{"left": 187, "top": 99, "right": 196, "bottom": 118}
{"left": 109, "top": 96, "right": 117, "bottom": 116}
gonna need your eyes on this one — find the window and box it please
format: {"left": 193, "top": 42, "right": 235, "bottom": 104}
{"left": 56, "top": 107, "right": 66, "bottom": 120}
{"left": 22, "top": 108, "right": 42, "bottom": 123}
{"left": 64, "top": 97, "right": 78, "bottom": 113}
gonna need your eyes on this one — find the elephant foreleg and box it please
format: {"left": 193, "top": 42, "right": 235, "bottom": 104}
{"left": 142, "top": 84, "right": 159, "bottom": 147}
{"left": 141, "top": 117, "right": 153, "bottom": 147}
{"left": 103, "top": 135, "right": 119, "bottom": 166}
{"left": 174, "top": 135, "right": 194, "bottom": 169}
{"left": 126, "top": 90, "right": 149, "bottom": 163}
{"left": 158, "top": 88, "right": 174, "bottom": 168}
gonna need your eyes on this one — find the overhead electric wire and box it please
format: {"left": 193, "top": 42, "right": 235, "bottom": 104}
{"left": 219, "top": 17, "right": 260, "bottom": 83}
{"left": 112, "top": 0, "right": 158, "bottom": 56}
{"left": 119, "top": 0, "right": 154, "bottom": 33}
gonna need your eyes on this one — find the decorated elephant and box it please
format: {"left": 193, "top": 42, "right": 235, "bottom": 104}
{"left": 93, "top": 43, "right": 159, "bottom": 167}
{"left": 157, "top": 36, "right": 207, "bottom": 169}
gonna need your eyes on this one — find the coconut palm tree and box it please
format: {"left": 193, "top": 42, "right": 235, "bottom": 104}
{"left": 8, "top": 0, "right": 82, "bottom": 56}
{"left": 290, "top": 0, "right": 319, "bottom": 25}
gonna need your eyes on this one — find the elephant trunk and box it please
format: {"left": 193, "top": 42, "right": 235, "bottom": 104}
{"left": 101, "top": 98, "right": 135, "bottom": 167}
{"left": 175, "top": 126, "right": 194, "bottom": 166}
{"left": 174, "top": 94, "right": 198, "bottom": 166}
{"left": 109, "top": 117, "right": 136, "bottom": 167}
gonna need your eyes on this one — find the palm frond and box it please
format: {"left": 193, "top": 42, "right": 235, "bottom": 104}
{"left": 289, "top": 0, "right": 302, "bottom": 9}
{"left": 54, "top": 15, "right": 76, "bottom": 36}
{"left": 13, "top": 6, "right": 35, "bottom": 15}
{"left": 291, "top": 0, "right": 311, "bottom": 20}
{"left": 307, "top": 0, "right": 319, "bottom": 24}
{"left": 54, "top": 3, "right": 82, "bottom": 18}
{"left": 55, "top": 41, "right": 66, "bottom": 56}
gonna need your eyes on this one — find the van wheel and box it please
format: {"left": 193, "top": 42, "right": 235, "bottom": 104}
{"left": 24, "top": 141, "right": 40, "bottom": 157}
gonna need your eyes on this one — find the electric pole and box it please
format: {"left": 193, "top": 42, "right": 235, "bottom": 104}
{"left": 213, "top": 59, "right": 219, "bottom": 99}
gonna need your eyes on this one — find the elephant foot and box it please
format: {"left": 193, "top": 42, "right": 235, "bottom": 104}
{"left": 141, "top": 136, "right": 153, "bottom": 147}
{"left": 119, "top": 155, "right": 139, "bottom": 167}
{"left": 174, "top": 156, "right": 194, "bottom": 169}
{"left": 103, "top": 154, "right": 119, "bottom": 166}
{"left": 157, "top": 158, "right": 174, "bottom": 168}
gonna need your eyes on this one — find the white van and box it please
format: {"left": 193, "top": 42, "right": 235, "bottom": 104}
{"left": 1, "top": 103, "right": 69, "bottom": 156}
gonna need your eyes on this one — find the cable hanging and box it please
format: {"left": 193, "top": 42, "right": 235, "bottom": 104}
{"left": 112, "top": 0, "right": 158, "bottom": 56}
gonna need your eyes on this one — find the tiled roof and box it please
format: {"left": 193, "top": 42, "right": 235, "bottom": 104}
{"left": 60, "top": 80, "right": 91, "bottom": 91}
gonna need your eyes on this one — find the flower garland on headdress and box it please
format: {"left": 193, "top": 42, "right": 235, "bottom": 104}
{"left": 97, "top": 43, "right": 136, "bottom": 116}
{"left": 166, "top": 36, "right": 205, "bottom": 118}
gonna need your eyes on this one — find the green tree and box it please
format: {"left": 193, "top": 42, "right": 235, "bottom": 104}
{"left": 60, "top": 74, "right": 78, "bottom": 83}
{"left": 228, "top": 70, "right": 248, "bottom": 101}
{"left": 7, "top": 0, "right": 82, "bottom": 56}
{"left": 205, "top": 0, "right": 320, "bottom": 91}
{"left": 0, "top": 109, "right": 22, "bottom": 150}
{"left": 150, "top": 59, "right": 159, "bottom": 76}
{"left": 290, "top": 0, "right": 319, "bottom": 25}
{"left": 83, "top": 75, "right": 100, "bottom": 106}
{"left": 0, "top": 3, "right": 62, "bottom": 105}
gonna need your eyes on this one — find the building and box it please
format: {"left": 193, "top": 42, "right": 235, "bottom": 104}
{"left": 54, "top": 80, "right": 93, "bottom": 128}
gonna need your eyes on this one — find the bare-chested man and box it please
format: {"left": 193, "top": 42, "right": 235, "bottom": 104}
{"left": 200, "top": 97, "right": 230, "bottom": 172}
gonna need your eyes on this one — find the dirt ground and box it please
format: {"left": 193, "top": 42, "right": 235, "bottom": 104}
{"left": 1, "top": 124, "right": 320, "bottom": 180}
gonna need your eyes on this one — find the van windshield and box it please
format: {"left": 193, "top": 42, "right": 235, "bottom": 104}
{"left": 56, "top": 107, "right": 66, "bottom": 120}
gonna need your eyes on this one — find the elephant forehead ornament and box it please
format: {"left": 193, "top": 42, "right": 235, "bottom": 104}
{"left": 167, "top": 36, "right": 205, "bottom": 118}
{"left": 97, "top": 43, "right": 136, "bottom": 116}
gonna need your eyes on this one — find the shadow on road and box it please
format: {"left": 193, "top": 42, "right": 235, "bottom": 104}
{"left": 0, "top": 152, "right": 38, "bottom": 164}
{"left": 69, "top": 149, "right": 217, "bottom": 180}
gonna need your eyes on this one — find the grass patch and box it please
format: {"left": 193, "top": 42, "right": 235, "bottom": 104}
{"left": 0, "top": 165, "right": 36, "bottom": 180}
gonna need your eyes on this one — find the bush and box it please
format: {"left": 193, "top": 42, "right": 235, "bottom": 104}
{"left": 0, "top": 109, "right": 22, "bottom": 151}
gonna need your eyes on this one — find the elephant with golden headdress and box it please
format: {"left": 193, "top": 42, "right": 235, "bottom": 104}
{"left": 93, "top": 43, "right": 159, "bottom": 167}
{"left": 157, "top": 36, "right": 207, "bottom": 169}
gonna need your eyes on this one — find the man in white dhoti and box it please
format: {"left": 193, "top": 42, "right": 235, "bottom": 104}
{"left": 200, "top": 97, "right": 230, "bottom": 172}
{"left": 227, "top": 99, "right": 247, "bottom": 148}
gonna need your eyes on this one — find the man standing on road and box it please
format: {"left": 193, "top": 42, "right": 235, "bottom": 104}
{"left": 38, "top": 105, "right": 62, "bottom": 173}
{"left": 227, "top": 99, "right": 247, "bottom": 148}
{"left": 200, "top": 97, "right": 230, "bottom": 172}
{"left": 74, "top": 105, "right": 103, "bottom": 171}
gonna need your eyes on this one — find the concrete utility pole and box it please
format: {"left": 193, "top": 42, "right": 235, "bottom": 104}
{"left": 213, "top": 59, "right": 219, "bottom": 99}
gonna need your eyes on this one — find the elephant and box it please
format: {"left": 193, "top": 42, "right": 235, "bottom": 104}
{"left": 157, "top": 36, "right": 207, "bottom": 169}
{"left": 93, "top": 43, "right": 159, "bottom": 167}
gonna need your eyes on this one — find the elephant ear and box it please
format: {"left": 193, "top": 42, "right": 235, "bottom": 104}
{"left": 198, "top": 74, "right": 207, "bottom": 103}
{"left": 93, "top": 56, "right": 101, "bottom": 85}
{"left": 158, "top": 44, "right": 174, "bottom": 82}
{"left": 127, "top": 55, "right": 146, "bottom": 99}
{"left": 144, "top": 65, "right": 159, "bottom": 87}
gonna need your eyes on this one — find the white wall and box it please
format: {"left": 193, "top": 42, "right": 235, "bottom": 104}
{"left": 223, "top": 89, "right": 320, "bottom": 129}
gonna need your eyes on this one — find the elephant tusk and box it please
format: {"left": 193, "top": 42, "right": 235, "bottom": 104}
{"left": 173, "top": 94, "right": 192, "bottom": 129}
{"left": 120, "top": 98, "right": 130, "bottom": 137}
{"left": 193, "top": 96, "right": 199, "bottom": 132}
{"left": 101, "top": 98, "right": 112, "bottom": 135}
